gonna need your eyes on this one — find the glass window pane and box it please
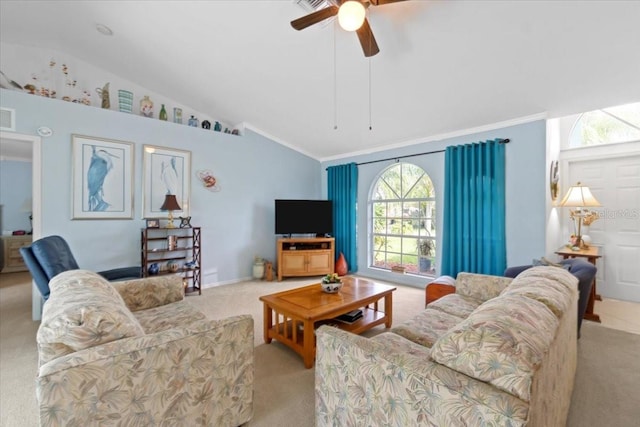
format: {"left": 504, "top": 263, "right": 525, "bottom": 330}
{"left": 372, "top": 201, "right": 386, "bottom": 217}
{"left": 569, "top": 102, "right": 640, "bottom": 147}
{"left": 369, "top": 162, "right": 437, "bottom": 277}
{"left": 373, "top": 218, "right": 386, "bottom": 233}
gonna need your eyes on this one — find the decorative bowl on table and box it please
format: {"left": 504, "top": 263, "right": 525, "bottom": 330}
{"left": 321, "top": 274, "right": 343, "bottom": 293}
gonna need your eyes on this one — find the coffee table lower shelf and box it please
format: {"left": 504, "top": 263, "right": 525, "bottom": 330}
{"left": 264, "top": 307, "right": 388, "bottom": 368}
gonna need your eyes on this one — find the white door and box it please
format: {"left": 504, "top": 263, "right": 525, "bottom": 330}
{"left": 568, "top": 153, "right": 640, "bottom": 302}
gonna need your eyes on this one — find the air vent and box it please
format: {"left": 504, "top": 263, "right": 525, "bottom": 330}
{"left": 295, "top": 0, "right": 334, "bottom": 12}
{"left": 0, "top": 108, "right": 15, "bottom": 131}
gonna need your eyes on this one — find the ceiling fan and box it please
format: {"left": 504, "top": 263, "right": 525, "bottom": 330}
{"left": 291, "top": 0, "right": 407, "bottom": 57}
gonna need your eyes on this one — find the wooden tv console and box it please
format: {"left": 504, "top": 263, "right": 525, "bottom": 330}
{"left": 276, "top": 237, "right": 335, "bottom": 281}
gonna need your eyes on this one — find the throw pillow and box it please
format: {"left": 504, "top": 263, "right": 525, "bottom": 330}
{"left": 431, "top": 294, "right": 559, "bottom": 402}
{"left": 37, "top": 270, "right": 145, "bottom": 365}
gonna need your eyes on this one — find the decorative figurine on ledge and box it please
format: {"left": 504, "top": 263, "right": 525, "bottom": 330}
{"left": 96, "top": 82, "right": 110, "bottom": 109}
{"left": 140, "top": 95, "right": 153, "bottom": 118}
{"left": 159, "top": 104, "right": 168, "bottom": 121}
{"left": 173, "top": 107, "right": 182, "bottom": 124}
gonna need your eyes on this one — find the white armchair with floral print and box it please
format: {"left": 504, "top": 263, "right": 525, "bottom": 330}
{"left": 36, "top": 270, "right": 253, "bottom": 427}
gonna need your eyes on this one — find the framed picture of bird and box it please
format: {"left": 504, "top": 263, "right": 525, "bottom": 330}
{"left": 142, "top": 145, "right": 191, "bottom": 220}
{"left": 71, "top": 134, "right": 134, "bottom": 219}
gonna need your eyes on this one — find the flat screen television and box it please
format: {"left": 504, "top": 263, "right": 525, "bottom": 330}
{"left": 275, "top": 199, "right": 333, "bottom": 236}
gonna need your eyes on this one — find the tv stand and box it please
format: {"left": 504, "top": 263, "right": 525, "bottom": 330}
{"left": 277, "top": 237, "right": 335, "bottom": 281}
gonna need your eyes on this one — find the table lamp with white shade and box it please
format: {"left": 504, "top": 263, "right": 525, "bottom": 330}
{"left": 559, "top": 182, "right": 601, "bottom": 248}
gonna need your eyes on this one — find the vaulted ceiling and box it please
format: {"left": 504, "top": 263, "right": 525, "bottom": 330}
{"left": 1, "top": 1, "right": 639, "bottom": 159}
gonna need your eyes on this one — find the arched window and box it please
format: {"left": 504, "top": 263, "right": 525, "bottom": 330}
{"left": 370, "top": 162, "right": 436, "bottom": 276}
{"left": 568, "top": 102, "right": 640, "bottom": 148}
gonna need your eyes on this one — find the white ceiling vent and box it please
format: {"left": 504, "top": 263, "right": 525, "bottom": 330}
{"left": 295, "top": 0, "right": 334, "bottom": 13}
{"left": 0, "top": 108, "right": 16, "bottom": 131}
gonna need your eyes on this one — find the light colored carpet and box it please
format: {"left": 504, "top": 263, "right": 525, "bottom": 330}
{"left": 1, "top": 272, "right": 639, "bottom": 426}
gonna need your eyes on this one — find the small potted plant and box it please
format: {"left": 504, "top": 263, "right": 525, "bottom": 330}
{"left": 321, "top": 273, "right": 343, "bottom": 293}
{"left": 418, "top": 238, "right": 434, "bottom": 272}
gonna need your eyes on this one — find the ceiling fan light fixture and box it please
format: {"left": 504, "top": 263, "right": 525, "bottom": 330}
{"left": 338, "top": 1, "right": 366, "bottom": 31}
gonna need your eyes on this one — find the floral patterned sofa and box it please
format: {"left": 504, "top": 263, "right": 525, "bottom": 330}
{"left": 315, "top": 266, "right": 578, "bottom": 427}
{"left": 36, "top": 270, "right": 254, "bottom": 427}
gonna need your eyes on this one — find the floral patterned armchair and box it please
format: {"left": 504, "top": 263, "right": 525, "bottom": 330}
{"left": 36, "top": 270, "right": 254, "bottom": 427}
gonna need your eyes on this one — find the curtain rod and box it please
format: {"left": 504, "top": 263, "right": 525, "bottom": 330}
{"left": 354, "top": 138, "right": 510, "bottom": 167}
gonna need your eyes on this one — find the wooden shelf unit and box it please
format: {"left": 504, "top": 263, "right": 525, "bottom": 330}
{"left": 276, "top": 237, "right": 335, "bottom": 281}
{"left": 141, "top": 227, "right": 201, "bottom": 295}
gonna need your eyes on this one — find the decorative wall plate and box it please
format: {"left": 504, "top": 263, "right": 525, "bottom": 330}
{"left": 197, "top": 169, "right": 221, "bottom": 192}
{"left": 549, "top": 160, "right": 559, "bottom": 201}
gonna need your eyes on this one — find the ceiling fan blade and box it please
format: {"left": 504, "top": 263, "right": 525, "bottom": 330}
{"left": 356, "top": 18, "right": 380, "bottom": 57}
{"left": 369, "top": 0, "right": 407, "bottom": 5}
{"left": 291, "top": 6, "right": 339, "bottom": 31}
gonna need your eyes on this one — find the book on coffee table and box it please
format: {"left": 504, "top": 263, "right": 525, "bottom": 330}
{"left": 334, "top": 309, "right": 363, "bottom": 324}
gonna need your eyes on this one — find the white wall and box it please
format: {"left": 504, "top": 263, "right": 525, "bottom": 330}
{"left": 321, "top": 119, "right": 547, "bottom": 288}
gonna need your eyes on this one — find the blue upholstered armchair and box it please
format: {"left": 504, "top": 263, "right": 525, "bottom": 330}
{"left": 20, "top": 235, "right": 141, "bottom": 301}
{"left": 504, "top": 258, "right": 597, "bottom": 336}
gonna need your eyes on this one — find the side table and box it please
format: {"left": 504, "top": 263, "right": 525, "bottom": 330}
{"left": 425, "top": 276, "right": 456, "bottom": 307}
{"left": 554, "top": 246, "right": 601, "bottom": 323}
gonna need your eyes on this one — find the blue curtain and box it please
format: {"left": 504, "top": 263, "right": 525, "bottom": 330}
{"left": 442, "top": 139, "right": 506, "bottom": 276}
{"left": 327, "top": 163, "right": 358, "bottom": 273}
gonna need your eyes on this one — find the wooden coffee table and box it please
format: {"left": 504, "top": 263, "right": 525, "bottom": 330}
{"left": 259, "top": 276, "right": 396, "bottom": 368}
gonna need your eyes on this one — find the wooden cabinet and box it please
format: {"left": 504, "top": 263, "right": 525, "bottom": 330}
{"left": 0, "top": 235, "right": 31, "bottom": 273}
{"left": 141, "top": 227, "right": 201, "bottom": 295}
{"left": 277, "top": 237, "right": 335, "bottom": 281}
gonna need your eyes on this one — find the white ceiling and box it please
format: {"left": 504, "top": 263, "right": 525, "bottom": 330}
{"left": 1, "top": 1, "right": 639, "bottom": 160}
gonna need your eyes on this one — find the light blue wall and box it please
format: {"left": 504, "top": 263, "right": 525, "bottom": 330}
{"left": 0, "top": 160, "right": 32, "bottom": 233}
{"left": 1, "top": 89, "right": 321, "bottom": 284}
{"left": 321, "top": 120, "right": 546, "bottom": 288}
{"left": 1, "top": 88, "right": 547, "bottom": 288}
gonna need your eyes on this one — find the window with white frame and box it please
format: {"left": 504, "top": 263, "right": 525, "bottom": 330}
{"left": 568, "top": 102, "right": 640, "bottom": 148}
{"left": 370, "top": 162, "right": 436, "bottom": 276}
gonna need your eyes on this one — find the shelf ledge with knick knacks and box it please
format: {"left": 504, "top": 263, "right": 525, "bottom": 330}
{"left": 0, "top": 48, "right": 244, "bottom": 137}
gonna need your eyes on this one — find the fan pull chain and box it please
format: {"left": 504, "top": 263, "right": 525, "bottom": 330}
{"left": 367, "top": 7, "right": 372, "bottom": 131}
{"left": 369, "top": 56, "right": 372, "bottom": 131}
{"left": 333, "top": 20, "right": 338, "bottom": 131}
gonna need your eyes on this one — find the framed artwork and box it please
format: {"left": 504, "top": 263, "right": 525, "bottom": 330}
{"left": 146, "top": 219, "right": 160, "bottom": 228}
{"left": 142, "top": 145, "right": 191, "bottom": 219}
{"left": 71, "top": 134, "right": 134, "bottom": 219}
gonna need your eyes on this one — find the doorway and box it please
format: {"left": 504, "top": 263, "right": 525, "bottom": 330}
{"left": 0, "top": 131, "right": 42, "bottom": 319}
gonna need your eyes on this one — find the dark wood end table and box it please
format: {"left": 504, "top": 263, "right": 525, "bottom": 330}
{"left": 555, "top": 245, "right": 602, "bottom": 323}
